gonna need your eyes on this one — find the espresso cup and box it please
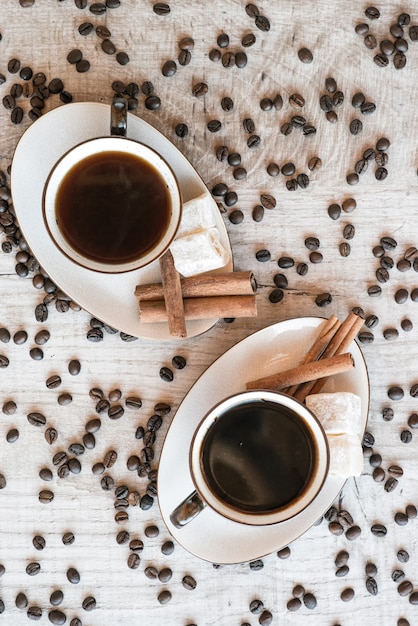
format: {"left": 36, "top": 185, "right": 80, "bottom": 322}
{"left": 170, "top": 390, "right": 329, "bottom": 528}
{"left": 42, "top": 98, "right": 182, "bottom": 273}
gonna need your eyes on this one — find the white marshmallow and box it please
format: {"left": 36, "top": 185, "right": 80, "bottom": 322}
{"left": 327, "top": 433, "right": 364, "bottom": 477}
{"left": 305, "top": 391, "right": 362, "bottom": 436}
{"left": 170, "top": 227, "right": 229, "bottom": 277}
{"left": 176, "top": 193, "right": 216, "bottom": 238}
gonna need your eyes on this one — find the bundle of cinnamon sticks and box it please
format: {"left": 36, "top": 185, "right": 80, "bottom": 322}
{"left": 135, "top": 251, "right": 258, "bottom": 337}
{"left": 246, "top": 312, "right": 364, "bottom": 402}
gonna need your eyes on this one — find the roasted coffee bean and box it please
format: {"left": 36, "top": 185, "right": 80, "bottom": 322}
{"left": 287, "top": 597, "right": 302, "bottom": 611}
{"left": 158, "top": 567, "right": 172, "bottom": 583}
{"left": 26, "top": 562, "right": 41, "bottom": 576}
{"left": 157, "top": 590, "right": 172, "bottom": 605}
{"left": 13, "top": 329, "right": 28, "bottom": 344}
{"left": 335, "top": 550, "right": 349, "bottom": 567}
{"left": 27, "top": 606, "right": 43, "bottom": 620}
{"left": 153, "top": 1, "right": 170, "bottom": 14}
{"left": 350, "top": 119, "right": 363, "bottom": 135}
{"left": 366, "top": 577, "right": 378, "bottom": 595}
{"left": 0, "top": 328, "right": 10, "bottom": 343}
{"left": 159, "top": 366, "right": 174, "bottom": 382}
{"left": 50, "top": 590, "right": 64, "bottom": 606}
{"left": 104, "top": 449, "right": 118, "bottom": 468}
{"left": 16, "top": 591, "right": 29, "bottom": 608}
{"left": 394, "top": 51, "right": 407, "bottom": 69}
{"left": 6, "top": 428, "right": 19, "bottom": 443}
{"left": 395, "top": 511, "right": 408, "bottom": 526}
{"left": 35, "top": 303, "right": 48, "bottom": 322}
{"left": 67, "top": 567, "right": 80, "bottom": 584}
{"left": 0, "top": 474, "right": 6, "bottom": 489}
{"left": 345, "top": 525, "right": 361, "bottom": 540}
{"left": 406, "top": 504, "right": 417, "bottom": 518}
{"left": 400, "top": 430, "right": 412, "bottom": 443}
{"left": 336, "top": 565, "right": 349, "bottom": 577}
{"left": 75, "top": 59, "right": 90, "bottom": 73}
{"left": 371, "top": 523, "right": 387, "bottom": 537}
{"left": 255, "top": 14, "right": 270, "bottom": 31}
{"left": 298, "top": 47, "right": 313, "bottom": 63}
{"left": 192, "top": 81, "right": 208, "bottom": 98}
{"left": 329, "top": 521, "right": 344, "bottom": 535}
{"left": 48, "top": 609, "right": 67, "bottom": 625}
{"left": 352, "top": 92, "right": 365, "bottom": 108}
{"left": 387, "top": 386, "right": 404, "bottom": 400}
{"left": 315, "top": 292, "right": 332, "bottom": 307}
{"left": 249, "top": 599, "right": 264, "bottom": 614}
{"left": 260, "top": 193, "right": 276, "bottom": 209}
{"left": 78, "top": 21, "right": 94, "bottom": 35}
{"left": 277, "top": 256, "right": 294, "bottom": 269}
{"left": 269, "top": 288, "right": 284, "bottom": 304}
{"left": 39, "top": 467, "right": 53, "bottom": 481}
{"left": 375, "top": 167, "right": 388, "bottom": 180}
{"left": 398, "top": 580, "right": 413, "bottom": 596}
{"left": 3, "top": 400, "right": 17, "bottom": 415}
{"left": 46, "top": 374, "right": 61, "bottom": 389}
{"left": 27, "top": 412, "right": 46, "bottom": 427}
{"left": 340, "top": 587, "right": 355, "bottom": 602}
{"left": 328, "top": 203, "right": 341, "bottom": 220}
{"left": 82, "top": 596, "right": 96, "bottom": 611}
{"left": 346, "top": 173, "right": 359, "bottom": 185}
{"left": 92, "top": 462, "right": 105, "bottom": 475}
{"left": 303, "top": 593, "right": 317, "bottom": 609}
{"left": 62, "top": 531, "right": 75, "bottom": 545}
{"left": 33, "top": 535, "right": 46, "bottom": 551}
{"left": 160, "top": 59, "right": 176, "bottom": 77}
{"left": 408, "top": 413, "right": 418, "bottom": 428}
{"left": 306, "top": 157, "right": 321, "bottom": 172}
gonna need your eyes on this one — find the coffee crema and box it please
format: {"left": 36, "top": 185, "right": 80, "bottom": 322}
{"left": 200, "top": 400, "right": 315, "bottom": 513}
{"left": 55, "top": 150, "right": 171, "bottom": 265}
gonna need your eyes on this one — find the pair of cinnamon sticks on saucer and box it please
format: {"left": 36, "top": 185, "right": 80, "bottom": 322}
{"left": 135, "top": 251, "right": 257, "bottom": 337}
{"left": 246, "top": 312, "right": 364, "bottom": 401}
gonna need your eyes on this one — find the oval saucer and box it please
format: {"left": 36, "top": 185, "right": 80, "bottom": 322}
{"left": 11, "top": 102, "right": 232, "bottom": 340}
{"left": 157, "top": 317, "right": 369, "bottom": 564}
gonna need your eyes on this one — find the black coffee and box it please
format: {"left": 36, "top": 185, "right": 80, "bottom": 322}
{"left": 55, "top": 150, "right": 171, "bottom": 264}
{"left": 201, "top": 400, "right": 315, "bottom": 513}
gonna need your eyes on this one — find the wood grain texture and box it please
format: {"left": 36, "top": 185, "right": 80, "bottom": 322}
{"left": 1, "top": 1, "right": 418, "bottom": 625}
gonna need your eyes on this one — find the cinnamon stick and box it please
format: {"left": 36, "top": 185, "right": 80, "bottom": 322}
{"left": 306, "top": 314, "right": 364, "bottom": 397}
{"left": 139, "top": 294, "right": 257, "bottom": 323}
{"left": 159, "top": 250, "right": 186, "bottom": 338}
{"left": 246, "top": 353, "right": 355, "bottom": 391}
{"left": 292, "top": 312, "right": 363, "bottom": 402}
{"left": 135, "top": 270, "right": 256, "bottom": 301}
{"left": 286, "top": 315, "right": 341, "bottom": 396}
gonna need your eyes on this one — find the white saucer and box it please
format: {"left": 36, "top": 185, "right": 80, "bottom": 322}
{"left": 11, "top": 102, "right": 232, "bottom": 340}
{"left": 158, "top": 317, "right": 370, "bottom": 564}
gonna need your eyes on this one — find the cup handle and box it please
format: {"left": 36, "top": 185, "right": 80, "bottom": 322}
{"left": 169, "top": 490, "right": 206, "bottom": 528}
{"left": 111, "top": 97, "right": 128, "bottom": 137}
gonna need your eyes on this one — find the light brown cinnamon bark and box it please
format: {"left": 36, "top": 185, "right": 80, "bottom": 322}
{"left": 292, "top": 312, "right": 364, "bottom": 402}
{"left": 159, "top": 250, "right": 187, "bottom": 338}
{"left": 139, "top": 294, "right": 257, "bottom": 323}
{"left": 135, "top": 270, "right": 256, "bottom": 301}
{"left": 246, "top": 353, "right": 355, "bottom": 391}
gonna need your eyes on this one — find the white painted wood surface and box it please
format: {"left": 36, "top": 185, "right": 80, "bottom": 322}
{"left": 1, "top": 1, "right": 418, "bottom": 624}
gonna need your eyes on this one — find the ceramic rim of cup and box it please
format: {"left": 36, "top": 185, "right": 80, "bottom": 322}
{"left": 189, "top": 390, "right": 330, "bottom": 526}
{"left": 42, "top": 136, "right": 182, "bottom": 274}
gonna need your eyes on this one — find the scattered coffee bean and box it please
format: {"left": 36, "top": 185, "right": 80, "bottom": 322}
{"left": 298, "top": 47, "right": 313, "bottom": 63}
{"left": 340, "top": 587, "right": 355, "bottom": 602}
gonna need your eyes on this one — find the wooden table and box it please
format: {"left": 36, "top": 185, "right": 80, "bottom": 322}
{"left": 1, "top": 1, "right": 418, "bottom": 624}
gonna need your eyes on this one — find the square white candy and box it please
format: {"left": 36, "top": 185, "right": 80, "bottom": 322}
{"left": 305, "top": 391, "right": 362, "bottom": 436}
{"left": 327, "top": 433, "right": 364, "bottom": 477}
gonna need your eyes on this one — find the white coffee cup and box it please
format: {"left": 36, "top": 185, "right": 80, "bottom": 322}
{"left": 170, "top": 390, "right": 329, "bottom": 528}
{"left": 42, "top": 98, "right": 182, "bottom": 273}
